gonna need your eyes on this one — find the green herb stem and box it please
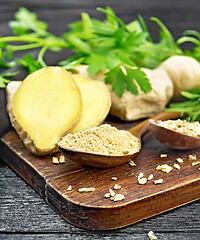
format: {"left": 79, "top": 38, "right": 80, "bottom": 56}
{"left": 166, "top": 89, "right": 200, "bottom": 121}
{"left": 37, "top": 46, "right": 48, "bottom": 67}
{"left": 7, "top": 43, "right": 43, "bottom": 52}
{"left": 0, "top": 35, "right": 69, "bottom": 49}
{"left": 0, "top": 35, "right": 42, "bottom": 43}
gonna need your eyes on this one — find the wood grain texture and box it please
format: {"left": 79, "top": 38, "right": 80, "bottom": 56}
{"left": 1, "top": 160, "right": 200, "bottom": 238}
{"left": 1, "top": 233, "right": 200, "bottom": 240}
{"left": 1, "top": 125, "right": 200, "bottom": 230}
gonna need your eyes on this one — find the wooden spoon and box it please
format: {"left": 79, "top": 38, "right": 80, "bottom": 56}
{"left": 148, "top": 119, "right": 200, "bottom": 150}
{"left": 59, "top": 112, "right": 181, "bottom": 168}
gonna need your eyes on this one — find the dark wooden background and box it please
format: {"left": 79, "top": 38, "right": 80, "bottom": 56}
{"left": 1, "top": 0, "right": 200, "bottom": 239}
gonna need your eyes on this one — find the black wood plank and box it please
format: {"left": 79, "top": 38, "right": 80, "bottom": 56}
{"left": 1, "top": 161, "right": 200, "bottom": 235}
{"left": 1, "top": 233, "right": 200, "bottom": 240}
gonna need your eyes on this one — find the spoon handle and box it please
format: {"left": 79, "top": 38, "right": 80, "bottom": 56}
{"left": 128, "top": 111, "right": 181, "bottom": 139}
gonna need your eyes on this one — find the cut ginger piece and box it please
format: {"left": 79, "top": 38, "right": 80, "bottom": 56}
{"left": 71, "top": 74, "right": 111, "bottom": 133}
{"left": 11, "top": 67, "right": 82, "bottom": 155}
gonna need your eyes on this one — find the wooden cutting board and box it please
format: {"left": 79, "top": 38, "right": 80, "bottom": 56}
{"left": 1, "top": 120, "right": 200, "bottom": 230}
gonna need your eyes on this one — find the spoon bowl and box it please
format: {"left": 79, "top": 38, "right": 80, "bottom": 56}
{"left": 60, "top": 111, "right": 181, "bottom": 168}
{"left": 148, "top": 119, "right": 200, "bottom": 150}
{"left": 60, "top": 147, "right": 140, "bottom": 168}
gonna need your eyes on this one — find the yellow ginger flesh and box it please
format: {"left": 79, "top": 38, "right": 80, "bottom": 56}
{"left": 12, "top": 67, "right": 82, "bottom": 154}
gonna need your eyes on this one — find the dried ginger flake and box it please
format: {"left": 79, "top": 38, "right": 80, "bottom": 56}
{"left": 156, "top": 164, "right": 173, "bottom": 173}
{"left": 148, "top": 230, "right": 157, "bottom": 240}
{"left": 78, "top": 187, "right": 96, "bottom": 193}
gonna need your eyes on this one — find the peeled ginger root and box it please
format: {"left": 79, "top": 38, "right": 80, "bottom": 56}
{"left": 159, "top": 55, "right": 200, "bottom": 96}
{"left": 72, "top": 56, "right": 200, "bottom": 120}
{"left": 72, "top": 65, "right": 173, "bottom": 121}
{"left": 71, "top": 75, "right": 111, "bottom": 133}
{"left": 10, "top": 67, "right": 82, "bottom": 155}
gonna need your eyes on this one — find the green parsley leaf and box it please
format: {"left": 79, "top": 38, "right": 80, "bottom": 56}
{"left": 123, "top": 69, "right": 139, "bottom": 95}
{"left": 126, "top": 67, "right": 152, "bottom": 93}
{"left": 86, "top": 53, "right": 109, "bottom": 74}
{"left": 0, "top": 49, "right": 15, "bottom": 68}
{"left": 0, "top": 71, "right": 19, "bottom": 88}
{"left": 105, "top": 65, "right": 125, "bottom": 97}
{"left": 18, "top": 54, "right": 43, "bottom": 74}
{"left": 105, "top": 65, "right": 151, "bottom": 97}
{"left": 9, "top": 7, "right": 48, "bottom": 36}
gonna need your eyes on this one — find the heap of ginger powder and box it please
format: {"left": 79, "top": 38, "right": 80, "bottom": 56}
{"left": 59, "top": 124, "right": 140, "bottom": 156}
{"left": 156, "top": 119, "right": 200, "bottom": 138}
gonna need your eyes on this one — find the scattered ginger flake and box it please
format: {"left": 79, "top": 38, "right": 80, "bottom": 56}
{"left": 111, "top": 177, "right": 117, "bottom": 181}
{"left": 113, "top": 193, "right": 125, "bottom": 202}
{"left": 104, "top": 193, "right": 111, "bottom": 198}
{"left": 52, "top": 157, "right": 59, "bottom": 164}
{"left": 148, "top": 174, "right": 154, "bottom": 181}
{"left": 156, "top": 164, "right": 173, "bottom": 173}
{"left": 104, "top": 190, "right": 124, "bottom": 201}
{"left": 174, "top": 163, "right": 181, "bottom": 170}
{"left": 67, "top": 185, "right": 72, "bottom": 191}
{"left": 78, "top": 187, "right": 95, "bottom": 192}
{"left": 59, "top": 155, "right": 65, "bottom": 163}
{"left": 114, "top": 184, "right": 121, "bottom": 190}
{"left": 129, "top": 160, "right": 136, "bottom": 167}
{"left": 138, "top": 172, "right": 144, "bottom": 180}
{"left": 160, "top": 154, "right": 167, "bottom": 158}
{"left": 138, "top": 177, "right": 147, "bottom": 185}
{"left": 148, "top": 230, "right": 157, "bottom": 240}
{"left": 154, "top": 179, "right": 163, "bottom": 184}
{"left": 192, "top": 162, "right": 200, "bottom": 166}
{"left": 109, "top": 189, "right": 116, "bottom": 197}
{"left": 189, "top": 154, "right": 197, "bottom": 160}
{"left": 176, "top": 158, "right": 184, "bottom": 163}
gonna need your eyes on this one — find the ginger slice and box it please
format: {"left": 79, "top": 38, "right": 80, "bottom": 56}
{"left": 11, "top": 67, "right": 82, "bottom": 155}
{"left": 71, "top": 75, "right": 111, "bottom": 133}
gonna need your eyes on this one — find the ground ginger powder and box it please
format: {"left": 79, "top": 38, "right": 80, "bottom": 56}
{"left": 156, "top": 119, "right": 200, "bottom": 138}
{"left": 59, "top": 124, "right": 140, "bottom": 156}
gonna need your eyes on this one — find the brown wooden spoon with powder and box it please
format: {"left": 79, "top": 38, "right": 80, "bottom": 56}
{"left": 148, "top": 119, "right": 200, "bottom": 150}
{"left": 59, "top": 111, "right": 181, "bottom": 168}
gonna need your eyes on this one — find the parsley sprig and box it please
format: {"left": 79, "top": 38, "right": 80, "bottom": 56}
{"left": 0, "top": 7, "right": 68, "bottom": 72}
{"left": 61, "top": 7, "right": 154, "bottom": 97}
{"left": 0, "top": 71, "right": 19, "bottom": 88}
{"left": 177, "top": 30, "right": 200, "bottom": 61}
{"left": 0, "top": 6, "right": 190, "bottom": 98}
{"left": 60, "top": 7, "right": 184, "bottom": 96}
{"left": 166, "top": 89, "right": 200, "bottom": 121}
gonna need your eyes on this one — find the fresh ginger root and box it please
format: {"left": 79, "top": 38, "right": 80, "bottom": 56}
{"left": 6, "top": 69, "right": 111, "bottom": 155}
{"left": 72, "top": 65, "right": 174, "bottom": 121}
{"left": 73, "top": 55, "right": 200, "bottom": 121}
{"left": 159, "top": 55, "right": 200, "bottom": 96}
{"left": 71, "top": 75, "right": 111, "bottom": 133}
{"left": 8, "top": 67, "right": 82, "bottom": 155}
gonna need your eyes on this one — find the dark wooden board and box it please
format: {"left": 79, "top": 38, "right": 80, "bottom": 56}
{"left": 1, "top": 0, "right": 200, "bottom": 238}
{"left": 1, "top": 122, "right": 200, "bottom": 230}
